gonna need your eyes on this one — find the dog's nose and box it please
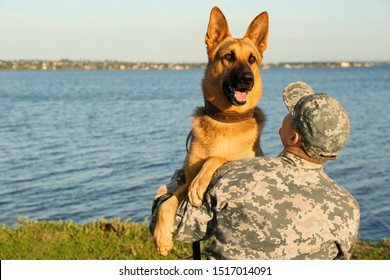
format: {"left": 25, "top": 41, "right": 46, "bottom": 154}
{"left": 238, "top": 72, "right": 254, "bottom": 88}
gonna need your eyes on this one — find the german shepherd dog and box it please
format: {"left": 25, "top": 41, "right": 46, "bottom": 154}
{"left": 153, "top": 6, "right": 269, "bottom": 256}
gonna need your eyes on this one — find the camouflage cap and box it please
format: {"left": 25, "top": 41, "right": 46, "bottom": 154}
{"left": 282, "top": 82, "right": 350, "bottom": 160}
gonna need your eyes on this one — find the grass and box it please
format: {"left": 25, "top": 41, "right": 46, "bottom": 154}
{"left": 0, "top": 218, "right": 389, "bottom": 260}
{"left": 352, "top": 237, "right": 390, "bottom": 260}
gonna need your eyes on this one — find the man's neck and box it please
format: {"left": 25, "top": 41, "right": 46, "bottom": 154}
{"left": 284, "top": 146, "right": 324, "bottom": 164}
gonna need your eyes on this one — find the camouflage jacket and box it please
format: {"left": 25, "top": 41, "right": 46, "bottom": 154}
{"left": 150, "top": 151, "right": 360, "bottom": 260}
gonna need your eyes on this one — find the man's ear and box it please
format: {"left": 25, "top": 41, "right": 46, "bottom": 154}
{"left": 205, "top": 6, "right": 231, "bottom": 54}
{"left": 288, "top": 132, "right": 300, "bottom": 146}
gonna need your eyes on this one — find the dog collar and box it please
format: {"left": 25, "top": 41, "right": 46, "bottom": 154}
{"left": 204, "top": 101, "right": 255, "bottom": 123}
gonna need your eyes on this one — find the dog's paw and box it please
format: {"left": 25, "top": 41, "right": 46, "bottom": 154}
{"left": 155, "top": 233, "right": 173, "bottom": 257}
{"left": 188, "top": 176, "right": 205, "bottom": 207}
{"left": 189, "top": 190, "right": 203, "bottom": 207}
{"left": 153, "top": 201, "right": 175, "bottom": 256}
{"left": 154, "top": 222, "right": 174, "bottom": 256}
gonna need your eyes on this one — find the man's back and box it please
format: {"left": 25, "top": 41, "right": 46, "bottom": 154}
{"left": 175, "top": 152, "right": 360, "bottom": 260}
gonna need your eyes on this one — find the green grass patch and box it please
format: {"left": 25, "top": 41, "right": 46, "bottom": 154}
{"left": 352, "top": 237, "right": 390, "bottom": 260}
{"left": 0, "top": 218, "right": 388, "bottom": 260}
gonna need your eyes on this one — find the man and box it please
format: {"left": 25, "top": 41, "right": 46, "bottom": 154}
{"left": 150, "top": 81, "right": 360, "bottom": 260}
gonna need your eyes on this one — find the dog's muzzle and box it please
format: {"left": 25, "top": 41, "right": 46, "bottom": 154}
{"left": 223, "top": 71, "right": 254, "bottom": 106}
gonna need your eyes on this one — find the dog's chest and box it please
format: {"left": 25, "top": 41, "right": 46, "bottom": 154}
{"left": 191, "top": 117, "right": 259, "bottom": 159}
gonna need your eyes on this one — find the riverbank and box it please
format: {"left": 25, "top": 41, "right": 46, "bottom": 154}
{"left": 0, "top": 218, "right": 388, "bottom": 260}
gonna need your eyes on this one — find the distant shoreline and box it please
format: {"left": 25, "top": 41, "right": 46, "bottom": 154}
{"left": 1, "top": 59, "right": 389, "bottom": 71}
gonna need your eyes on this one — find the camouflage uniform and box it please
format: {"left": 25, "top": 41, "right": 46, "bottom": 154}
{"left": 150, "top": 82, "right": 360, "bottom": 259}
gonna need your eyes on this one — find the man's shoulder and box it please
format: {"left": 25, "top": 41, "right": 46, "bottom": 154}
{"left": 222, "top": 156, "right": 286, "bottom": 171}
{"left": 211, "top": 156, "right": 290, "bottom": 192}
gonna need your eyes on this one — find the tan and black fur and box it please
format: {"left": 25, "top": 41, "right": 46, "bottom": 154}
{"left": 153, "top": 6, "right": 269, "bottom": 256}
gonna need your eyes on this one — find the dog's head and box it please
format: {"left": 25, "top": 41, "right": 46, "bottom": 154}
{"left": 202, "top": 7, "right": 268, "bottom": 113}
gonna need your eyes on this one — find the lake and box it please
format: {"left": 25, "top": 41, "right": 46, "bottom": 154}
{"left": 0, "top": 67, "right": 389, "bottom": 241}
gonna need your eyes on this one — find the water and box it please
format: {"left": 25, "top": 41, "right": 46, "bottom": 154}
{"left": 0, "top": 67, "right": 389, "bottom": 241}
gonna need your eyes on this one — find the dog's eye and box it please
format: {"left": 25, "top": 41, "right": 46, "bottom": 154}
{"left": 248, "top": 55, "right": 257, "bottom": 64}
{"left": 224, "top": 53, "right": 235, "bottom": 62}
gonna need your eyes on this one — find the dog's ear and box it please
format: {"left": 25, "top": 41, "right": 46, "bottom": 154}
{"left": 205, "top": 6, "right": 231, "bottom": 54}
{"left": 245, "top": 11, "right": 269, "bottom": 55}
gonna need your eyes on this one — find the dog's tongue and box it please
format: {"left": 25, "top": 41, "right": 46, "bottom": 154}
{"left": 235, "top": 90, "right": 247, "bottom": 102}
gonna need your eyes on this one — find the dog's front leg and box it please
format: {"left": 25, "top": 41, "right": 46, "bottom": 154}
{"left": 188, "top": 157, "right": 228, "bottom": 207}
{"left": 154, "top": 184, "right": 187, "bottom": 256}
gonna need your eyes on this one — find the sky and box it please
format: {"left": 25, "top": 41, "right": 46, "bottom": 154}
{"left": 0, "top": 0, "right": 389, "bottom": 63}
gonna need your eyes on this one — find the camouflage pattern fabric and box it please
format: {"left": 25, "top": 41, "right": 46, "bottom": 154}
{"left": 150, "top": 151, "right": 360, "bottom": 260}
